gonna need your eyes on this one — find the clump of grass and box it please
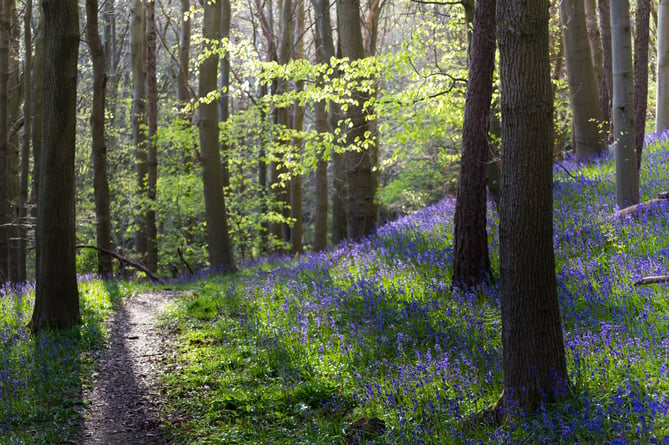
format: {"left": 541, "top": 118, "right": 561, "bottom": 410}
{"left": 0, "top": 278, "right": 132, "bottom": 444}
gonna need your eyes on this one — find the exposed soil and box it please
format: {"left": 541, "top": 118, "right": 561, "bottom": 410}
{"left": 76, "top": 291, "right": 178, "bottom": 444}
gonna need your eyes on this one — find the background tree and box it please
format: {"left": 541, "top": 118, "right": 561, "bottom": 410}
{"left": 31, "top": 0, "right": 80, "bottom": 331}
{"left": 497, "top": 0, "right": 569, "bottom": 411}
{"left": 0, "top": 0, "right": 10, "bottom": 283}
{"left": 338, "top": 0, "right": 377, "bottom": 240}
{"left": 657, "top": 0, "right": 669, "bottom": 132}
{"left": 146, "top": 0, "right": 158, "bottom": 272}
{"left": 561, "top": 0, "right": 605, "bottom": 159}
{"left": 611, "top": 0, "right": 638, "bottom": 208}
{"left": 599, "top": 0, "right": 613, "bottom": 139}
{"left": 199, "top": 0, "right": 234, "bottom": 270}
{"left": 86, "top": 0, "right": 113, "bottom": 275}
{"left": 452, "top": 0, "right": 495, "bottom": 288}
{"left": 634, "top": 0, "right": 650, "bottom": 171}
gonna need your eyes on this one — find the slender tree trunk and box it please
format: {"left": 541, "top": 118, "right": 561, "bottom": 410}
{"left": 0, "top": 0, "right": 9, "bottom": 283}
{"left": 31, "top": 0, "right": 80, "bottom": 331}
{"left": 7, "top": 0, "right": 20, "bottom": 282}
{"left": 219, "top": 0, "right": 231, "bottom": 189}
{"left": 177, "top": 0, "right": 191, "bottom": 105}
{"left": 452, "top": 0, "right": 495, "bottom": 289}
{"left": 497, "top": 0, "right": 569, "bottom": 412}
{"left": 131, "top": 0, "right": 148, "bottom": 261}
{"left": 199, "top": 0, "right": 234, "bottom": 271}
{"left": 86, "top": 0, "right": 113, "bottom": 275}
{"left": 338, "top": 0, "right": 377, "bottom": 240}
{"left": 657, "top": 0, "right": 669, "bottom": 131}
{"left": 290, "top": 0, "right": 305, "bottom": 254}
{"left": 561, "top": 0, "right": 605, "bottom": 159}
{"left": 313, "top": 100, "right": 328, "bottom": 251}
{"left": 599, "top": 0, "right": 613, "bottom": 140}
{"left": 584, "top": 0, "right": 603, "bottom": 99}
{"left": 146, "top": 0, "right": 158, "bottom": 272}
{"left": 611, "top": 0, "right": 639, "bottom": 207}
{"left": 18, "top": 0, "right": 31, "bottom": 282}
{"left": 31, "top": 6, "right": 43, "bottom": 245}
{"left": 634, "top": 0, "right": 650, "bottom": 171}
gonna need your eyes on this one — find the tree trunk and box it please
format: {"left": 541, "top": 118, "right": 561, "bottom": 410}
{"left": 177, "top": 0, "right": 191, "bottom": 105}
{"left": 338, "top": 0, "right": 377, "bottom": 241}
{"left": 290, "top": 0, "right": 305, "bottom": 254}
{"left": 199, "top": 0, "right": 234, "bottom": 271}
{"left": 131, "top": 0, "right": 147, "bottom": 261}
{"left": 219, "top": 0, "right": 231, "bottom": 190}
{"left": 584, "top": 0, "right": 603, "bottom": 100}
{"left": 634, "top": 0, "right": 650, "bottom": 171}
{"left": 599, "top": 0, "right": 613, "bottom": 140}
{"left": 452, "top": 0, "right": 495, "bottom": 288}
{"left": 146, "top": 0, "right": 158, "bottom": 273}
{"left": 497, "top": 0, "right": 569, "bottom": 412}
{"left": 611, "top": 0, "right": 639, "bottom": 207}
{"left": 18, "top": 0, "right": 31, "bottom": 282}
{"left": 86, "top": 0, "right": 113, "bottom": 276}
{"left": 657, "top": 0, "right": 669, "bottom": 132}
{"left": 0, "top": 0, "right": 9, "bottom": 283}
{"left": 561, "top": 0, "right": 605, "bottom": 159}
{"left": 313, "top": 100, "right": 328, "bottom": 252}
{"left": 31, "top": 5, "right": 43, "bottom": 253}
{"left": 31, "top": 0, "right": 80, "bottom": 331}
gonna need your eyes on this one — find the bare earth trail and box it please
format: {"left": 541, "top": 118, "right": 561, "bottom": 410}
{"left": 77, "top": 291, "right": 179, "bottom": 445}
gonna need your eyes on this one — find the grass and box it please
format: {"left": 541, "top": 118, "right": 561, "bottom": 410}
{"left": 0, "top": 278, "right": 143, "bottom": 444}
{"left": 158, "top": 134, "right": 669, "bottom": 444}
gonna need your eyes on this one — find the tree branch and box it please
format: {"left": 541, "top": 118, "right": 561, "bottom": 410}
{"left": 76, "top": 244, "right": 162, "bottom": 283}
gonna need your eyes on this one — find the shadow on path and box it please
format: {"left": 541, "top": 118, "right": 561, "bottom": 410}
{"left": 77, "top": 292, "right": 175, "bottom": 444}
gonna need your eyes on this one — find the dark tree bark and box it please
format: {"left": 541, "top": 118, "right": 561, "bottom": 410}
{"left": 452, "top": 0, "right": 496, "bottom": 288}
{"left": 290, "top": 0, "right": 305, "bottom": 254}
{"left": 497, "top": 0, "right": 569, "bottom": 412}
{"left": 338, "top": 0, "right": 377, "bottom": 241}
{"left": 634, "top": 0, "right": 650, "bottom": 171}
{"left": 86, "top": 0, "right": 113, "bottom": 276}
{"left": 0, "top": 0, "right": 10, "bottom": 283}
{"left": 131, "top": 0, "right": 147, "bottom": 261}
{"left": 599, "top": 0, "right": 613, "bottom": 141}
{"left": 199, "top": 0, "right": 234, "bottom": 270}
{"left": 18, "top": 0, "right": 31, "bottom": 282}
{"left": 31, "top": 0, "right": 80, "bottom": 331}
{"left": 219, "top": 0, "right": 231, "bottom": 188}
{"left": 146, "top": 0, "right": 158, "bottom": 272}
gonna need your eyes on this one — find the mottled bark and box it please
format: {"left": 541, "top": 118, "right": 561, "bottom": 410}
{"left": 31, "top": 0, "right": 80, "bottom": 331}
{"left": 657, "top": 0, "right": 669, "bottom": 132}
{"left": 561, "top": 0, "right": 605, "bottom": 159}
{"left": 86, "top": 0, "right": 113, "bottom": 275}
{"left": 177, "top": 0, "right": 191, "bottom": 105}
{"left": 290, "top": 0, "right": 305, "bottom": 254}
{"left": 497, "top": 0, "right": 569, "bottom": 412}
{"left": 18, "top": 0, "right": 31, "bottom": 282}
{"left": 611, "top": 0, "right": 639, "bottom": 207}
{"left": 584, "top": 0, "right": 603, "bottom": 99}
{"left": 452, "top": 0, "right": 495, "bottom": 288}
{"left": 0, "top": 0, "right": 9, "bottom": 282}
{"left": 599, "top": 0, "right": 613, "bottom": 139}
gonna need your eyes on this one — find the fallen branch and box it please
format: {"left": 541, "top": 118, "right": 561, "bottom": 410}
{"left": 76, "top": 244, "right": 162, "bottom": 283}
{"left": 609, "top": 197, "right": 668, "bottom": 220}
{"left": 634, "top": 275, "right": 669, "bottom": 286}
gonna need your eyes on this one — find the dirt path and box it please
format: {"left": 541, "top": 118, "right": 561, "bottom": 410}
{"left": 77, "top": 291, "right": 178, "bottom": 444}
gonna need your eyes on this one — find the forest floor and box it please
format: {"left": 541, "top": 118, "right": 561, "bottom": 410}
{"left": 76, "top": 291, "right": 178, "bottom": 444}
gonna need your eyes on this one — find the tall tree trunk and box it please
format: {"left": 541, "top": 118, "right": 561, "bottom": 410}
{"left": 290, "top": 0, "right": 305, "bottom": 254}
{"left": 146, "top": 0, "right": 158, "bottom": 272}
{"left": 312, "top": 0, "right": 344, "bottom": 244}
{"left": 561, "top": 0, "right": 605, "bottom": 159}
{"left": 452, "top": 0, "right": 495, "bottom": 289}
{"left": 634, "top": 0, "right": 650, "bottom": 171}
{"left": 18, "top": 0, "right": 31, "bottom": 282}
{"left": 313, "top": 100, "right": 328, "bottom": 252}
{"left": 131, "top": 0, "right": 147, "bottom": 262}
{"left": 611, "top": 0, "right": 639, "bottom": 207}
{"left": 584, "top": 0, "right": 603, "bottom": 100}
{"left": 31, "top": 0, "right": 80, "bottom": 331}
{"left": 599, "top": 0, "right": 613, "bottom": 140}
{"left": 177, "top": 0, "right": 191, "bottom": 105}
{"left": 31, "top": 5, "right": 43, "bottom": 246}
{"left": 219, "top": 0, "right": 231, "bottom": 189}
{"left": 338, "top": 0, "right": 377, "bottom": 241}
{"left": 497, "top": 0, "right": 569, "bottom": 412}
{"left": 657, "top": 0, "right": 669, "bottom": 131}
{"left": 7, "top": 0, "right": 20, "bottom": 282}
{"left": 0, "top": 0, "right": 9, "bottom": 283}
{"left": 199, "top": 0, "right": 234, "bottom": 271}
{"left": 86, "top": 0, "right": 113, "bottom": 276}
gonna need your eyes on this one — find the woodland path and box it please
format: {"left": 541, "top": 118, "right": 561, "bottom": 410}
{"left": 76, "top": 291, "right": 178, "bottom": 444}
